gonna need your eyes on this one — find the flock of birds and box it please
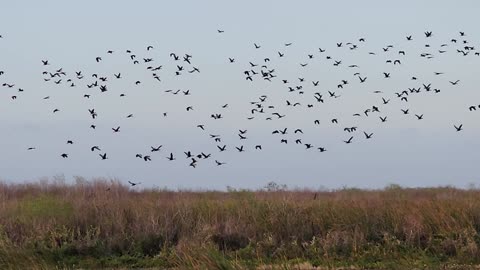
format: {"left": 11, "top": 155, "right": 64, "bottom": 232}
{"left": 1, "top": 30, "right": 479, "bottom": 187}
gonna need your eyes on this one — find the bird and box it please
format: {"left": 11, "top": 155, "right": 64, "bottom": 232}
{"left": 344, "top": 137, "right": 354, "bottom": 144}
{"left": 151, "top": 146, "right": 162, "bottom": 152}
{"left": 363, "top": 132, "right": 373, "bottom": 139}
{"left": 415, "top": 114, "right": 424, "bottom": 120}
{"left": 454, "top": 124, "right": 463, "bottom": 132}
{"left": 128, "top": 181, "right": 141, "bottom": 187}
{"left": 449, "top": 80, "right": 460, "bottom": 85}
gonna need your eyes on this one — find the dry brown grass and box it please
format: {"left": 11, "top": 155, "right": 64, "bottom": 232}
{"left": 1, "top": 178, "right": 480, "bottom": 269}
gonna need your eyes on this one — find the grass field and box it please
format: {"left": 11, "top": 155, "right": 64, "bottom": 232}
{"left": 1, "top": 178, "right": 480, "bottom": 269}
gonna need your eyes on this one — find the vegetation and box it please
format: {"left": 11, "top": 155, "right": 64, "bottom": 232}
{"left": 1, "top": 178, "right": 480, "bottom": 269}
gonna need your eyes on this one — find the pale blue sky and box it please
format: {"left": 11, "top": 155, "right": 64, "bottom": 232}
{"left": 0, "top": 0, "right": 479, "bottom": 189}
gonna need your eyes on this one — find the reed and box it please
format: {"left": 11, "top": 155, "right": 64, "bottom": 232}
{"left": 1, "top": 178, "right": 479, "bottom": 269}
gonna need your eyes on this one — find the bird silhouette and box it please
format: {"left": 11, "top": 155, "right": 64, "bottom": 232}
{"left": 151, "top": 146, "right": 162, "bottom": 152}
{"left": 167, "top": 153, "right": 175, "bottom": 161}
{"left": 363, "top": 132, "right": 373, "bottom": 139}
{"left": 215, "top": 160, "right": 226, "bottom": 166}
{"left": 128, "top": 181, "right": 141, "bottom": 186}
{"left": 449, "top": 80, "right": 460, "bottom": 85}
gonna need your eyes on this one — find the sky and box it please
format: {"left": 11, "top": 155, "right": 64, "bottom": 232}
{"left": 0, "top": 0, "right": 479, "bottom": 190}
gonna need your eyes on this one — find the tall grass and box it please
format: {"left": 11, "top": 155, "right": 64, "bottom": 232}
{"left": 1, "top": 178, "right": 480, "bottom": 269}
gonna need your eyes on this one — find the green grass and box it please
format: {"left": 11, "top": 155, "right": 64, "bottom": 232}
{"left": 1, "top": 179, "right": 480, "bottom": 269}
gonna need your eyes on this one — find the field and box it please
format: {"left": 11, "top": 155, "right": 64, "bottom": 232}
{"left": 1, "top": 178, "right": 480, "bottom": 269}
